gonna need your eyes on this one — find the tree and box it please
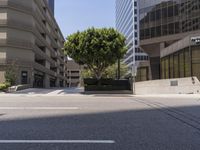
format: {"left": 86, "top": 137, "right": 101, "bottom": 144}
{"left": 4, "top": 62, "right": 18, "bottom": 86}
{"left": 81, "top": 61, "right": 128, "bottom": 79}
{"left": 64, "top": 27, "right": 127, "bottom": 80}
{"left": 103, "top": 61, "right": 128, "bottom": 79}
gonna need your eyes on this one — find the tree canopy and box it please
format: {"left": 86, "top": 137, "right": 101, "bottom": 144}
{"left": 81, "top": 61, "right": 128, "bottom": 79}
{"left": 64, "top": 27, "right": 127, "bottom": 79}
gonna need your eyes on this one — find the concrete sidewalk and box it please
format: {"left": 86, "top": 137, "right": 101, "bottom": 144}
{"left": 1, "top": 88, "right": 84, "bottom": 96}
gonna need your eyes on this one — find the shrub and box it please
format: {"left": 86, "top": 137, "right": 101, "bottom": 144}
{"left": 0, "top": 82, "right": 11, "bottom": 91}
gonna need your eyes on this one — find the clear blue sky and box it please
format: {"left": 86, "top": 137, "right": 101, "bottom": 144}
{"left": 55, "top": 0, "right": 116, "bottom": 38}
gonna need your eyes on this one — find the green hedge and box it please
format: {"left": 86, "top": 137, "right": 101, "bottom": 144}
{"left": 0, "top": 82, "right": 11, "bottom": 91}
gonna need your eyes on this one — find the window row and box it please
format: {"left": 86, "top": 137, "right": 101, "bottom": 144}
{"left": 161, "top": 46, "right": 200, "bottom": 80}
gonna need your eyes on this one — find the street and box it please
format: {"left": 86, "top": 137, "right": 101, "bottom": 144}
{"left": 0, "top": 93, "right": 200, "bottom": 150}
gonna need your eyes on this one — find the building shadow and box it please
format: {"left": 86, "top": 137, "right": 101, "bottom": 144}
{"left": 0, "top": 105, "right": 200, "bottom": 150}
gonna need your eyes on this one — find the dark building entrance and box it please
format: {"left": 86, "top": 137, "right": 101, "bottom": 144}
{"left": 21, "top": 71, "right": 28, "bottom": 84}
{"left": 33, "top": 72, "right": 44, "bottom": 88}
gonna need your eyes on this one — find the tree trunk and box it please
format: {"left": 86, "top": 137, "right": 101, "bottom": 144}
{"left": 117, "top": 59, "right": 120, "bottom": 80}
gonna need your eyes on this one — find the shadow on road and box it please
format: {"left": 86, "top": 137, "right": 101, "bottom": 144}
{"left": 0, "top": 105, "right": 200, "bottom": 150}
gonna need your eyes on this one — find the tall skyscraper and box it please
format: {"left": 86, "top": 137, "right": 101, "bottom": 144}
{"left": 47, "top": 0, "right": 55, "bottom": 14}
{"left": 116, "top": 0, "right": 148, "bottom": 77}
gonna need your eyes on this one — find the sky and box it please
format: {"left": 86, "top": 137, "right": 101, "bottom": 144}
{"left": 55, "top": 0, "right": 116, "bottom": 38}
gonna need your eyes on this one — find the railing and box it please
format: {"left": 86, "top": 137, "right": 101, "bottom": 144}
{"left": 8, "top": 1, "right": 33, "bottom": 13}
{"left": 34, "top": 62, "right": 56, "bottom": 77}
{"left": 0, "top": 20, "right": 7, "bottom": 25}
{"left": 7, "top": 38, "right": 33, "bottom": 49}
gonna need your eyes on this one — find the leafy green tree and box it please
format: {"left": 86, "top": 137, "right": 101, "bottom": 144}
{"left": 81, "top": 68, "right": 95, "bottom": 79}
{"left": 5, "top": 62, "right": 18, "bottom": 86}
{"left": 103, "top": 61, "right": 128, "bottom": 79}
{"left": 64, "top": 27, "right": 127, "bottom": 80}
{"left": 81, "top": 61, "right": 128, "bottom": 79}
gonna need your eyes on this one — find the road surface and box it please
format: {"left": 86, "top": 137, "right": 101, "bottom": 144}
{"left": 0, "top": 93, "right": 200, "bottom": 150}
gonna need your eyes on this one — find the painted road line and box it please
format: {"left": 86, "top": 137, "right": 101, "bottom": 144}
{"left": 0, "top": 107, "right": 79, "bottom": 110}
{"left": 0, "top": 140, "right": 115, "bottom": 144}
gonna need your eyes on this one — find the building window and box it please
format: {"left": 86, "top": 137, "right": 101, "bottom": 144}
{"left": 21, "top": 71, "right": 28, "bottom": 84}
{"left": 135, "top": 40, "right": 138, "bottom": 45}
{"left": 134, "top": 1, "right": 137, "bottom": 7}
{"left": 134, "top": 17, "right": 137, "bottom": 22}
{"left": 135, "top": 24, "right": 138, "bottom": 29}
{"left": 135, "top": 32, "right": 138, "bottom": 37}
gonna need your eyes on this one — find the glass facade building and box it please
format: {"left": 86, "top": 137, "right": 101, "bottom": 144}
{"left": 139, "top": 0, "right": 200, "bottom": 81}
{"left": 161, "top": 36, "right": 200, "bottom": 80}
{"left": 116, "top": 0, "right": 148, "bottom": 74}
{"left": 140, "top": 0, "right": 200, "bottom": 40}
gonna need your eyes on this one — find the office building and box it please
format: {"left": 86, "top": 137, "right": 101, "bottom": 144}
{"left": 115, "top": 0, "right": 149, "bottom": 79}
{"left": 140, "top": 0, "right": 200, "bottom": 80}
{"left": 0, "top": 0, "right": 67, "bottom": 88}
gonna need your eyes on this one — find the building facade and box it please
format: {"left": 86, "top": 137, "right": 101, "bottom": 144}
{"left": 139, "top": 0, "right": 200, "bottom": 80}
{"left": 47, "top": 0, "right": 54, "bottom": 14}
{"left": 161, "top": 34, "right": 200, "bottom": 80}
{"left": 0, "top": 0, "right": 67, "bottom": 88}
{"left": 66, "top": 60, "right": 81, "bottom": 87}
{"left": 116, "top": 0, "right": 148, "bottom": 78}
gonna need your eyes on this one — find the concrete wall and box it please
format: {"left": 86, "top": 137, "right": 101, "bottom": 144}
{"left": 0, "top": 0, "right": 66, "bottom": 87}
{"left": 0, "top": 71, "right": 5, "bottom": 83}
{"left": 135, "top": 77, "right": 200, "bottom": 95}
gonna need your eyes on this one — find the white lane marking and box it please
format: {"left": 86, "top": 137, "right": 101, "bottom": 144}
{"left": 0, "top": 107, "right": 79, "bottom": 110}
{"left": 0, "top": 140, "right": 115, "bottom": 144}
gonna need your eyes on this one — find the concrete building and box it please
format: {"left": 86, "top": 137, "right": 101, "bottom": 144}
{"left": 139, "top": 0, "right": 200, "bottom": 81}
{"left": 47, "top": 0, "right": 54, "bottom": 14}
{"left": 115, "top": 0, "right": 149, "bottom": 78}
{"left": 66, "top": 60, "right": 81, "bottom": 87}
{"left": 0, "top": 0, "right": 67, "bottom": 88}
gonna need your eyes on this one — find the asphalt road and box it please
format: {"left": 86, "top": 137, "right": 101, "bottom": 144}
{"left": 0, "top": 94, "right": 200, "bottom": 150}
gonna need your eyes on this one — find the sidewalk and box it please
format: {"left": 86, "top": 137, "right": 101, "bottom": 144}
{"left": 135, "top": 94, "right": 200, "bottom": 98}
{"left": 0, "top": 88, "right": 84, "bottom": 96}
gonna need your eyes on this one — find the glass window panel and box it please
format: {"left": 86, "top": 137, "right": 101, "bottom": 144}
{"left": 174, "top": 54, "right": 179, "bottom": 78}
{"left": 165, "top": 57, "right": 169, "bottom": 79}
{"left": 179, "top": 52, "right": 184, "bottom": 78}
{"left": 161, "top": 59, "right": 165, "bottom": 79}
{"left": 192, "top": 46, "right": 200, "bottom": 63}
{"left": 192, "top": 64, "right": 200, "bottom": 81}
{"left": 184, "top": 49, "right": 191, "bottom": 77}
{"left": 169, "top": 55, "right": 174, "bottom": 78}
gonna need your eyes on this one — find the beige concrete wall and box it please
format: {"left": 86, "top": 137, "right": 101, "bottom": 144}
{"left": 135, "top": 77, "right": 200, "bottom": 95}
{"left": 0, "top": 0, "right": 66, "bottom": 87}
{"left": 6, "top": 47, "right": 34, "bottom": 62}
{"left": 0, "top": 48, "right": 6, "bottom": 61}
{"left": 7, "top": 8, "right": 34, "bottom": 27}
{"left": 0, "top": 71, "right": 5, "bottom": 83}
{"left": 161, "top": 32, "right": 200, "bottom": 57}
{"left": 7, "top": 28, "right": 34, "bottom": 44}
{"left": 67, "top": 60, "right": 81, "bottom": 70}
{"left": 0, "top": 11, "right": 7, "bottom": 20}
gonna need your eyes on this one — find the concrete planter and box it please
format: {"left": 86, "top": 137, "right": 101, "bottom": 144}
{"left": 83, "top": 78, "right": 132, "bottom": 94}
